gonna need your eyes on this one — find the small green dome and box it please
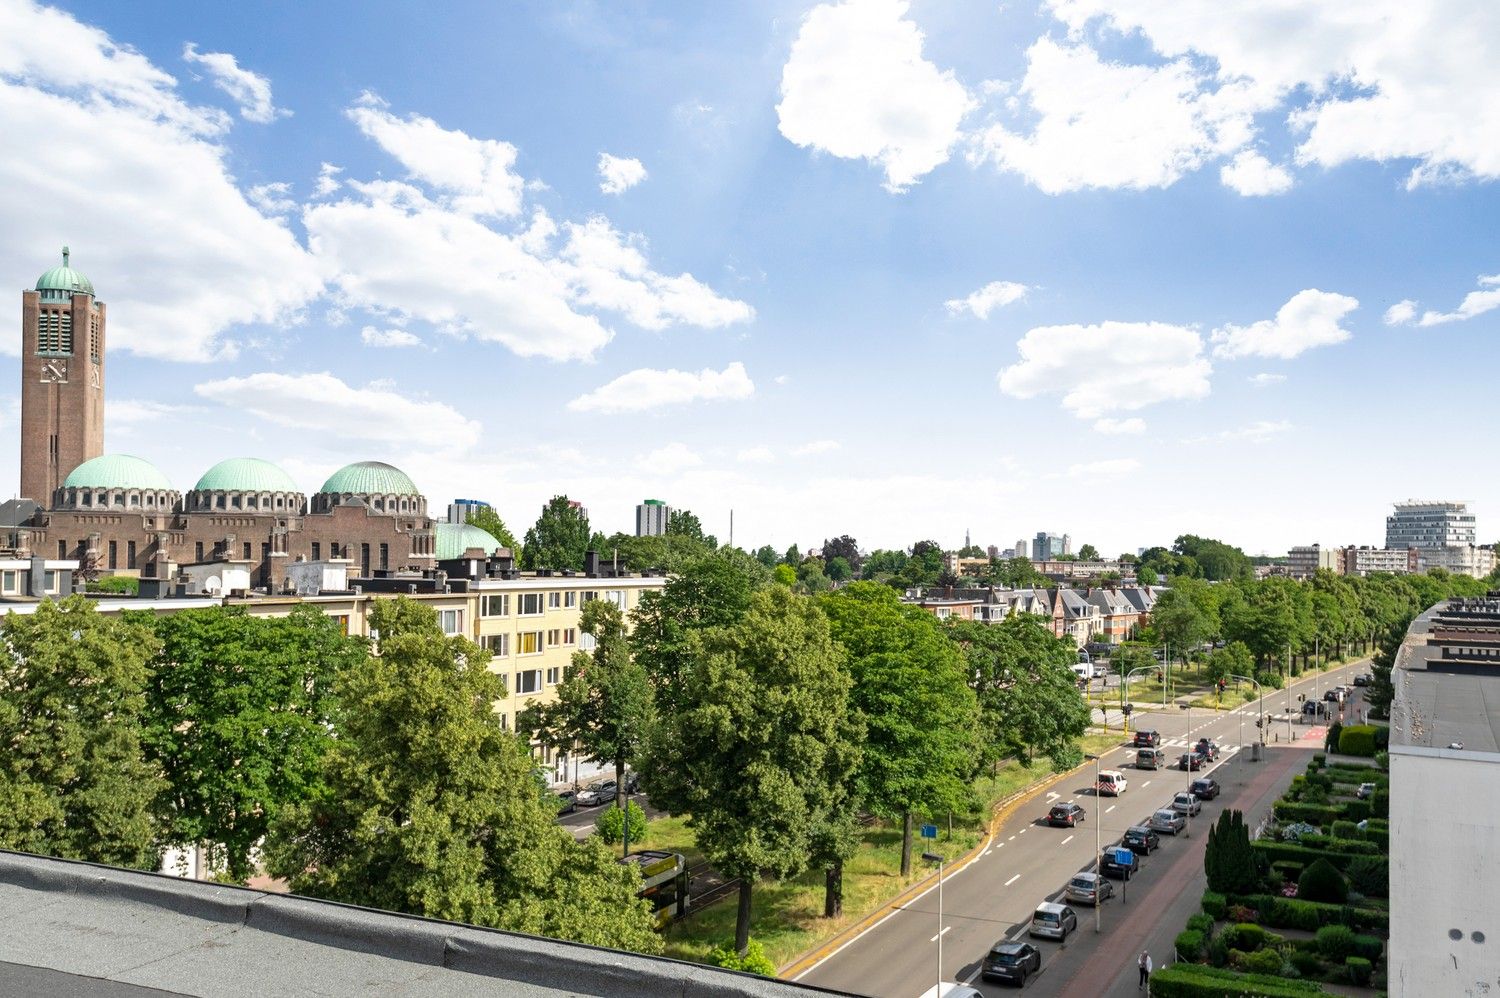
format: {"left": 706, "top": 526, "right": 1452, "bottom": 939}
{"left": 317, "top": 460, "right": 420, "bottom": 496}
{"left": 35, "top": 247, "right": 94, "bottom": 297}
{"left": 435, "top": 521, "right": 504, "bottom": 560}
{"left": 64, "top": 454, "right": 172, "bottom": 491}
{"left": 193, "top": 458, "right": 300, "bottom": 493}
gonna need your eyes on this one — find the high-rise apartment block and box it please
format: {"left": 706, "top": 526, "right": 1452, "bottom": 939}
{"left": 1386, "top": 500, "right": 1476, "bottom": 549}
{"left": 448, "top": 498, "right": 489, "bottom": 524}
{"left": 1033, "top": 532, "right": 1065, "bottom": 561}
{"left": 635, "top": 498, "right": 670, "bottom": 536}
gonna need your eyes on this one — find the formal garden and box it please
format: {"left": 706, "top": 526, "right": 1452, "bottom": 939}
{"left": 1151, "top": 731, "right": 1391, "bottom": 996}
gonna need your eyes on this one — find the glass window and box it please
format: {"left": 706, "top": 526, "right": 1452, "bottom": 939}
{"left": 548, "top": 592, "right": 562, "bottom": 609}
{"left": 605, "top": 590, "right": 627, "bottom": 610}
{"left": 581, "top": 590, "right": 598, "bottom": 605}
{"left": 516, "top": 670, "right": 543, "bottom": 695}
{"left": 439, "top": 609, "right": 463, "bottom": 635}
{"left": 44, "top": 570, "right": 58, "bottom": 593}
{"left": 546, "top": 666, "right": 561, "bottom": 685}
{"left": 1, "top": 571, "right": 16, "bottom": 594}
{"left": 562, "top": 628, "right": 576, "bottom": 646}
{"left": 565, "top": 591, "right": 578, "bottom": 608}
{"left": 547, "top": 628, "right": 560, "bottom": 646}
{"left": 580, "top": 631, "right": 597, "bottom": 652}
{"left": 518, "top": 593, "right": 544, "bottom": 615}
{"left": 482, "top": 594, "right": 510, "bottom": 617}
{"left": 484, "top": 634, "right": 510, "bottom": 656}
{"left": 519, "top": 631, "right": 543, "bottom": 655}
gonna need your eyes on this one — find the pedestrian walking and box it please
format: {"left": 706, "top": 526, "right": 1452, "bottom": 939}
{"left": 1138, "top": 950, "right": 1152, "bottom": 988}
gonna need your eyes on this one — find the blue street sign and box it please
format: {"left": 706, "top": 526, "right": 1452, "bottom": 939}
{"left": 1113, "top": 847, "right": 1135, "bottom": 867}
{"left": 920, "top": 824, "right": 938, "bottom": 839}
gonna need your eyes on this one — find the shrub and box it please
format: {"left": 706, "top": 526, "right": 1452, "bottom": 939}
{"left": 1375, "top": 750, "right": 1389, "bottom": 770}
{"left": 1299, "top": 858, "right": 1349, "bottom": 904}
{"left": 1288, "top": 949, "right": 1323, "bottom": 977}
{"left": 1339, "top": 799, "right": 1372, "bottom": 822}
{"left": 1305, "top": 771, "right": 1334, "bottom": 792}
{"left": 1186, "top": 913, "right": 1215, "bottom": 934}
{"left": 1331, "top": 820, "right": 1359, "bottom": 840}
{"left": 1325, "top": 721, "right": 1342, "bottom": 753}
{"left": 1338, "top": 725, "right": 1379, "bottom": 757}
{"left": 1267, "top": 898, "right": 1323, "bottom": 931}
{"left": 1311, "top": 753, "right": 1326, "bottom": 767}
{"left": 1207, "top": 932, "right": 1231, "bottom": 968}
{"left": 87, "top": 575, "right": 140, "bottom": 594}
{"left": 1201, "top": 890, "right": 1228, "bottom": 920}
{"left": 1372, "top": 788, "right": 1389, "bottom": 818}
{"left": 1223, "top": 922, "right": 1276, "bottom": 951}
{"left": 1317, "top": 924, "right": 1358, "bottom": 961}
{"left": 1271, "top": 860, "right": 1305, "bottom": 882}
{"left": 1253, "top": 839, "right": 1370, "bottom": 873}
{"left": 593, "top": 800, "right": 648, "bottom": 844}
{"left": 1345, "top": 955, "right": 1373, "bottom": 986}
{"left": 1352, "top": 933, "right": 1383, "bottom": 964}
{"left": 710, "top": 939, "right": 776, "bottom": 976}
{"left": 1176, "top": 929, "right": 1206, "bottom": 961}
{"left": 1206, "top": 809, "right": 1259, "bottom": 895}
{"left": 1274, "top": 801, "right": 1340, "bottom": 825}
{"left": 1346, "top": 855, "right": 1388, "bottom": 898}
{"left": 1299, "top": 834, "right": 1378, "bottom": 855}
{"left": 1361, "top": 819, "right": 1389, "bottom": 848}
{"left": 1241, "top": 948, "right": 1286, "bottom": 975}
{"left": 1148, "top": 964, "right": 1325, "bottom": 997}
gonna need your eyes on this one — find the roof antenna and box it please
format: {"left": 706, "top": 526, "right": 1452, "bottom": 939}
{"left": 62, "top": 246, "right": 70, "bottom": 267}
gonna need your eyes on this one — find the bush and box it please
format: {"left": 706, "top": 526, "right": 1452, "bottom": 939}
{"left": 1287, "top": 949, "right": 1323, "bottom": 977}
{"left": 87, "top": 575, "right": 140, "bottom": 594}
{"left": 1254, "top": 670, "right": 1284, "bottom": 690}
{"left": 1275, "top": 801, "right": 1339, "bottom": 825}
{"left": 1298, "top": 834, "right": 1379, "bottom": 855}
{"left": 1325, "top": 721, "right": 1343, "bottom": 753}
{"left": 1338, "top": 725, "right": 1379, "bottom": 757}
{"left": 1201, "top": 890, "right": 1228, "bottom": 920}
{"left": 1331, "top": 820, "right": 1359, "bottom": 840}
{"left": 1149, "top": 963, "right": 1324, "bottom": 997}
{"left": 1345, "top": 955, "right": 1373, "bottom": 986}
{"left": 1339, "top": 799, "right": 1372, "bottom": 822}
{"left": 1176, "top": 929, "right": 1206, "bottom": 961}
{"left": 1271, "top": 860, "right": 1305, "bottom": 883}
{"left": 1317, "top": 924, "right": 1358, "bottom": 961}
{"left": 1352, "top": 933, "right": 1384, "bottom": 964}
{"left": 1253, "top": 839, "right": 1370, "bottom": 873}
{"left": 1268, "top": 898, "right": 1324, "bottom": 931}
{"left": 1375, "top": 750, "right": 1389, "bottom": 771}
{"left": 1241, "top": 948, "right": 1285, "bottom": 975}
{"left": 710, "top": 938, "right": 777, "bottom": 976}
{"left": 1346, "top": 855, "right": 1388, "bottom": 898}
{"left": 1207, "top": 932, "right": 1231, "bottom": 968}
{"left": 1311, "top": 753, "right": 1326, "bottom": 767}
{"left": 593, "top": 800, "right": 648, "bottom": 844}
{"left": 1186, "top": 913, "right": 1215, "bottom": 934}
{"left": 1372, "top": 788, "right": 1389, "bottom": 818}
{"left": 1222, "top": 922, "right": 1277, "bottom": 951}
{"left": 1361, "top": 819, "right": 1389, "bottom": 848}
{"left": 1299, "top": 859, "right": 1349, "bottom": 904}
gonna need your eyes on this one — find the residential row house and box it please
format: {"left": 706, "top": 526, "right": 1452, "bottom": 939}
{"left": 905, "top": 583, "right": 1160, "bottom": 647}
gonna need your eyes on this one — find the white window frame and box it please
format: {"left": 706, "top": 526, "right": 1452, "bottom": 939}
{"left": 482, "top": 593, "right": 510, "bottom": 617}
{"left": 516, "top": 669, "right": 543, "bottom": 695}
{"left": 546, "top": 666, "right": 561, "bottom": 685}
{"left": 565, "top": 591, "right": 578, "bottom": 608}
{"left": 518, "top": 593, "right": 545, "bottom": 616}
{"left": 439, "top": 609, "right": 463, "bottom": 636}
{"left": 484, "top": 634, "right": 510, "bottom": 657}
{"left": 518, "top": 630, "right": 544, "bottom": 656}
{"left": 548, "top": 591, "right": 562, "bottom": 609}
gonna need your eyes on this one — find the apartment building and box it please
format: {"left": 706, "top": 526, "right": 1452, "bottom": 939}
{"left": 1287, "top": 544, "right": 1342, "bottom": 579}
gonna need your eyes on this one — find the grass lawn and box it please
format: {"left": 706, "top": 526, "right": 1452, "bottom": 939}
{"left": 653, "top": 734, "right": 1120, "bottom": 970}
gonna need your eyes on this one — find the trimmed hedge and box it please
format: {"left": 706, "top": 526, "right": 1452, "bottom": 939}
{"left": 1346, "top": 855, "right": 1389, "bottom": 898}
{"left": 1186, "top": 913, "right": 1215, "bottom": 934}
{"left": 1361, "top": 819, "right": 1389, "bottom": 849}
{"left": 1297, "top": 834, "right": 1379, "bottom": 855}
{"left": 1338, "top": 725, "right": 1380, "bottom": 757}
{"left": 1299, "top": 858, "right": 1349, "bottom": 904}
{"left": 1223, "top": 922, "right": 1279, "bottom": 951}
{"left": 1317, "top": 924, "right": 1357, "bottom": 960}
{"left": 1148, "top": 964, "right": 1325, "bottom": 997}
{"left": 1202, "top": 890, "right": 1228, "bottom": 920}
{"left": 1346, "top": 955, "right": 1373, "bottom": 986}
{"left": 1331, "top": 820, "right": 1360, "bottom": 840}
{"left": 1340, "top": 799, "right": 1372, "bottom": 822}
{"left": 1288, "top": 949, "right": 1323, "bottom": 977}
{"left": 1176, "top": 929, "right": 1206, "bottom": 961}
{"left": 1372, "top": 788, "right": 1389, "bottom": 818}
{"left": 1274, "top": 801, "right": 1340, "bottom": 824}
{"left": 1353, "top": 933, "right": 1384, "bottom": 963}
{"left": 1228, "top": 894, "right": 1389, "bottom": 932}
{"left": 1252, "top": 839, "right": 1372, "bottom": 871}
{"left": 1238, "top": 948, "right": 1285, "bottom": 975}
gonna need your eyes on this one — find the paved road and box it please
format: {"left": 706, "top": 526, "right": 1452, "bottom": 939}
{"left": 795, "top": 659, "right": 1370, "bottom": 998}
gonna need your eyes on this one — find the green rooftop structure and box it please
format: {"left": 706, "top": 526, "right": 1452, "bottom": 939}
{"left": 434, "top": 521, "right": 504, "bottom": 560}
{"left": 193, "top": 457, "right": 300, "bottom": 494}
{"left": 62, "top": 454, "right": 172, "bottom": 491}
{"left": 317, "top": 461, "right": 420, "bottom": 496}
{"left": 35, "top": 246, "right": 94, "bottom": 300}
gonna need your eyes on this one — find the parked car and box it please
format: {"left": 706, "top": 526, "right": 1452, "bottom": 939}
{"left": 1353, "top": 674, "right": 1372, "bottom": 687}
{"left": 1303, "top": 700, "right": 1328, "bottom": 717}
{"left": 1100, "top": 848, "right": 1136, "bottom": 879}
{"left": 1066, "top": 872, "right": 1115, "bottom": 906}
{"left": 1029, "top": 902, "right": 1078, "bottom": 941}
{"left": 1195, "top": 738, "right": 1220, "bottom": 762}
{"left": 1048, "top": 802, "right": 1086, "bottom": 827}
{"left": 981, "top": 941, "right": 1042, "bottom": 986}
{"left": 1356, "top": 782, "right": 1377, "bottom": 800}
{"left": 1171, "top": 792, "right": 1202, "bottom": 816}
{"left": 554, "top": 789, "right": 578, "bottom": 814}
{"left": 1190, "top": 777, "right": 1221, "bottom": 801}
{"left": 1133, "top": 729, "right": 1161, "bottom": 748}
{"left": 576, "top": 780, "right": 618, "bottom": 806}
{"left": 1122, "top": 825, "right": 1160, "bottom": 854}
{"left": 1179, "top": 751, "right": 1205, "bottom": 771}
{"left": 1136, "top": 748, "right": 1164, "bottom": 770}
{"left": 1096, "top": 770, "right": 1127, "bottom": 796}
{"left": 1151, "top": 808, "right": 1187, "bottom": 835}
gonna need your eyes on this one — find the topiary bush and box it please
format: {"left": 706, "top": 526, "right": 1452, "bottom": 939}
{"left": 1287, "top": 949, "right": 1323, "bottom": 978}
{"left": 1345, "top": 955, "right": 1373, "bottom": 985}
{"left": 1317, "top": 924, "right": 1358, "bottom": 961}
{"left": 1338, "top": 725, "right": 1379, "bottom": 757}
{"left": 1346, "top": 855, "right": 1388, "bottom": 898}
{"left": 1241, "top": 948, "right": 1285, "bottom": 975}
{"left": 593, "top": 800, "right": 648, "bottom": 844}
{"left": 1186, "top": 913, "right": 1215, "bottom": 934}
{"left": 1267, "top": 898, "right": 1324, "bottom": 931}
{"left": 1207, "top": 932, "right": 1231, "bottom": 968}
{"left": 1222, "top": 923, "right": 1280, "bottom": 951}
{"left": 1202, "top": 890, "right": 1228, "bottom": 920}
{"left": 1339, "top": 799, "right": 1372, "bottom": 822}
{"left": 1352, "top": 933, "right": 1384, "bottom": 964}
{"left": 1372, "top": 787, "right": 1389, "bottom": 818}
{"left": 1311, "top": 753, "right": 1326, "bottom": 768}
{"left": 1331, "top": 820, "right": 1359, "bottom": 840}
{"left": 711, "top": 939, "right": 777, "bottom": 976}
{"left": 1176, "top": 929, "right": 1206, "bottom": 961}
{"left": 1298, "top": 858, "right": 1349, "bottom": 904}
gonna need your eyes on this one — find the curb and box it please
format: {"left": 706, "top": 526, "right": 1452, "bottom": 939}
{"left": 777, "top": 742, "right": 1128, "bottom": 981}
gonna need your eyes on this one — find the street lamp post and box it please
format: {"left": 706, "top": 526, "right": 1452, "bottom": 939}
{"left": 1121, "top": 664, "right": 1163, "bottom": 735}
{"left": 922, "top": 852, "right": 945, "bottom": 994}
{"left": 1226, "top": 673, "right": 1264, "bottom": 754}
{"left": 1086, "top": 754, "right": 1103, "bottom": 932}
{"left": 1183, "top": 698, "right": 1193, "bottom": 837}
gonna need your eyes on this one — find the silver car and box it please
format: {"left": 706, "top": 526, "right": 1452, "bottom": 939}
{"left": 1065, "top": 872, "right": 1114, "bottom": 906}
{"left": 1171, "top": 792, "right": 1202, "bottom": 816}
{"left": 1029, "top": 902, "right": 1078, "bottom": 941}
{"left": 1151, "top": 807, "right": 1186, "bottom": 835}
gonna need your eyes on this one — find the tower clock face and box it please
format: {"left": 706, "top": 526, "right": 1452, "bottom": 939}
{"left": 40, "top": 359, "right": 68, "bottom": 383}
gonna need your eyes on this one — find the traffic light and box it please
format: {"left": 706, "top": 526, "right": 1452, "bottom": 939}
{"left": 1298, "top": 694, "right": 1306, "bottom": 702}
{"left": 1217, "top": 678, "right": 1225, "bottom": 692}
{"left": 1255, "top": 717, "right": 1263, "bottom": 728}
{"left": 1122, "top": 703, "right": 1134, "bottom": 716}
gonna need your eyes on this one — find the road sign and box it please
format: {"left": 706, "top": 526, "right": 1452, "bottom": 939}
{"left": 1113, "top": 847, "right": 1135, "bottom": 867}
{"left": 920, "top": 823, "right": 938, "bottom": 839}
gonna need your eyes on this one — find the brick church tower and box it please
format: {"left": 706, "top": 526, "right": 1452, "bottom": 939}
{"left": 20, "top": 247, "right": 105, "bottom": 502}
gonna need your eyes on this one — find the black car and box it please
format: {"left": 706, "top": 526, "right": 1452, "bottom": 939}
{"left": 1133, "top": 729, "right": 1161, "bottom": 748}
{"left": 1353, "top": 674, "right": 1371, "bottom": 687}
{"left": 1047, "top": 802, "right": 1086, "bottom": 827}
{"left": 554, "top": 790, "right": 578, "bottom": 814}
{"left": 1100, "top": 848, "right": 1136, "bottom": 880}
{"left": 1303, "top": 699, "right": 1328, "bottom": 717}
{"left": 1179, "top": 751, "right": 1205, "bottom": 771}
{"left": 982, "top": 940, "right": 1042, "bottom": 986}
{"left": 1195, "top": 738, "right": 1220, "bottom": 762}
{"left": 1123, "top": 825, "right": 1160, "bottom": 854}
{"left": 623, "top": 771, "right": 641, "bottom": 793}
{"left": 1190, "top": 777, "right": 1221, "bottom": 800}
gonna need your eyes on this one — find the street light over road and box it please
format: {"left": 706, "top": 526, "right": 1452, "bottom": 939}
{"left": 921, "top": 851, "right": 945, "bottom": 995}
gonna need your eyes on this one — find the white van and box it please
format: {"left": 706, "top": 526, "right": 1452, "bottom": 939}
{"left": 1071, "top": 664, "right": 1092, "bottom": 682}
{"left": 1097, "top": 770, "right": 1127, "bottom": 796}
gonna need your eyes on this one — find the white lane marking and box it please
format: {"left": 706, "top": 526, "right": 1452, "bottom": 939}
{"left": 1008, "top": 835, "right": 1016, "bottom": 841}
{"left": 983, "top": 847, "right": 993, "bottom": 856}
{"left": 1105, "top": 805, "right": 1116, "bottom": 814}
{"left": 1020, "top": 828, "right": 1027, "bottom": 834}
{"left": 1060, "top": 835, "right": 1074, "bottom": 846}
{"left": 1008, "top": 925, "right": 1028, "bottom": 940}
{"left": 1005, "top": 873, "right": 1021, "bottom": 886}
{"left": 1046, "top": 791, "right": 1060, "bottom": 800}
{"left": 930, "top": 925, "right": 951, "bottom": 942}
{"left": 1142, "top": 780, "right": 1152, "bottom": 788}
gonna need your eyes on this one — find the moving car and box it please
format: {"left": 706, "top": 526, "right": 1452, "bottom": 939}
{"left": 1195, "top": 738, "right": 1220, "bottom": 762}
{"left": 1096, "top": 770, "right": 1127, "bottom": 796}
{"left": 1133, "top": 730, "right": 1161, "bottom": 748}
{"left": 1029, "top": 902, "right": 1078, "bottom": 941}
{"left": 1171, "top": 791, "right": 1202, "bottom": 816}
{"left": 1323, "top": 689, "right": 1344, "bottom": 703}
{"left": 1122, "top": 825, "right": 1160, "bottom": 854}
{"left": 1136, "top": 748, "right": 1164, "bottom": 770}
{"left": 1179, "top": 751, "right": 1206, "bottom": 771}
{"left": 575, "top": 781, "right": 618, "bottom": 806}
{"left": 1066, "top": 872, "right": 1115, "bottom": 906}
{"left": 1303, "top": 700, "right": 1328, "bottom": 717}
{"left": 1353, "top": 674, "right": 1372, "bottom": 687}
{"left": 1151, "top": 808, "right": 1187, "bottom": 835}
{"left": 1190, "top": 777, "right": 1221, "bottom": 800}
{"left": 1048, "top": 802, "right": 1086, "bottom": 827}
{"left": 981, "top": 941, "right": 1042, "bottom": 986}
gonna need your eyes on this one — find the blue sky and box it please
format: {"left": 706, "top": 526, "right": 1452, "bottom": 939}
{"left": 1, "top": 0, "right": 1497, "bottom": 556}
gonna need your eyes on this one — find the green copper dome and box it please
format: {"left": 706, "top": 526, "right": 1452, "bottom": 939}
{"left": 317, "top": 460, "right": 420, "bottom": 496}
{"left": 193, "top": 458, "right": 300, "bottom": 493}
{"left": 63, "top": 454, "right": 173, "bottom": 491}
{"left": 435, "top": 521, "right": 504, "bottom": 560}
{"left": 35, "top": 246, "right": 94, "bottom": 297}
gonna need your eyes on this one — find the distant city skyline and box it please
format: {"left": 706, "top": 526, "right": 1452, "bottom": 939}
{"left": 2, "top": 1, "right": 1497, "bottom": 555}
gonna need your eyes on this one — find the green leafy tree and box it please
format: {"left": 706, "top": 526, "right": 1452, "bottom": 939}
{"left": 264, "top": 600, "right": 661, "bottom": 953}
{"left": 1137, "top": 565, "right": 1159, "bottom": 586}
{"left": 464, "top": 504, "right": 519, "bottom": 551}
{"left": 798, "top": 558, "right": 833, "bottom": 593}
{"left": 647, "top": 586, "right": 859, "bottom": 953}
{"left": 993, "top": 557, "right": 1048, "bottom": 588}
{"left": 822, "top": 583, "right": 981, "bottom": 876}
{"left": 860, "top": 549, "right": 908, "bottom": 581}
{"left": 782, "top": 544, "right": 801, "bottom": 566}
{"left": 1204, "top": 641, "right": 1254, "bottom": 687}
{"left": 826, "top": 556, "right": 853, "bottom": 583}
{"left": 139, "top": 605, "right": 366, "bottom": 882}
{"left": 521, "top": 599, "right": 653, "bottom": 813}
{"left": 773, "top": 563, "right": 798, "bottom": 586}
{"left": 1204, "top": 809, "right": 1257, "bottom": 895}
{"left": 521, "top": 495, "right": 592, "bottom": 571}
{"left": 1077, "top": 543, "right": 1100, "bottom": 560}
{"left": 821, "top": 535, "right": 861, "bottom": 574}
{"left": 0, "top": 597, "right": 162, "bottom": 868}
{"left": 666, "top": 508, "right": 715, "bottom": 548}
{"left": 593, "top": 800, "right": 647, "bottom": 844}
{"left": 753, "top": 545, "right": 779, "bottom": 569}
{"left": 595, "top": 532, "right": 714, "bottom": 573}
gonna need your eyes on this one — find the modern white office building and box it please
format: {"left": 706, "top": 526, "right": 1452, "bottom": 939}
{"left": 635, "top": 498, "right": 670, "bottom": 536}
{"left": 1386, "top": 500, "right": 1476, "bottom": 549}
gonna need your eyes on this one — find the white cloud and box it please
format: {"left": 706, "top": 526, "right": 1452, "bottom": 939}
{"left": 945, "top": 280, "right": 1029, "bottom": 319}
{"left": 774, "top": 374, "right": 790, "bottom": 386}
{"left": 181, "top": 42, "right": 285, "bottom": 123}
{"left": 105, "top": 399, "right": 194, "bottom": 424}
{"left": 194, "top": 372, "right": 479, "bottom": 452}
{"left": 346, "top": 92, "right": 525, "bottom": 218}
{"left": 0, "top": 1, "right": 322, "bottom": 361}
{"left": 971, "top": 36, "right": 1259, "bottom": 193}
{"left": 793, "top": 439, "right": 841, "bottom": 457}
{"left": 1067, "top": 458, "right": 1141, "bottom": 478}
{"left": 597, "top": 153, "right": 647, "bottom": 194}
{"left": 1247, "top": 372, "right": 1286, "bottom": 387}
{"left": 998, "top": 321, "right": 1211, "bottom": 419}
{"left": 1093, "top": 417, "right": 1146, "bottom": 435}
{"left": 1186, "top": 419, "right": 1293, "bottom": 444}
{"left": 1210, "top": 289, "right": 1358, "bottom": 360}
{"left": 777, "top": 0, "right": 973, "bottom": 191}
{"left": 313, "top": 162, "right": 343, "bottom": 197}
{"left": 567, "top": 362, "right": 755, "bottom": 414}
{"left": 1383, "top": 299, "right": 1418, "bottom": 326}
{"left": 1219, "top": 149, "right": 1293, "bottom": 195}
{"left": 359, "top": 325, "right": 421, "bottom": 348}
{"left": 1415, "top": 275, "right": 1500, "bottom": 327}
{"left": 247, "top": 181, "right": 295, "bottom": 214}
{"left": 638, "top": 442, "right": 701, "bottom": 476}
{"left": 737, "top": 445, "right": 776, "bottom": 464}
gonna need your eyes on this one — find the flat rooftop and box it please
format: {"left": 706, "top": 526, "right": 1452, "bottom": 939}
{"left": 0, "top": 850, "right": 850, "bottom": 998}
{"left": 1391, "top": 603, "right": 1500, "bottom": 753}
